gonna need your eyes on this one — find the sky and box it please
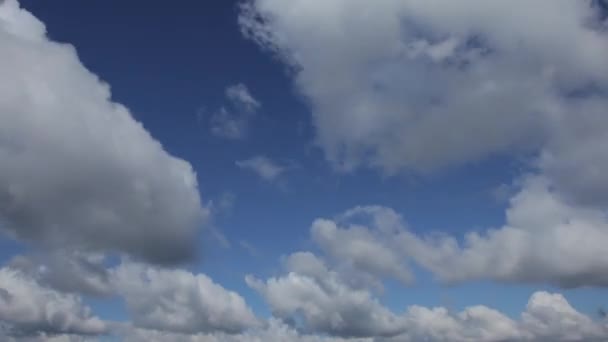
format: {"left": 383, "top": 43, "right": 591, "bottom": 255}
{"left": 1, "top": 0, "right": 608, "bottom": 341}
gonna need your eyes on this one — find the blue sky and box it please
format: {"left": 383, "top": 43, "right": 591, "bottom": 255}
{"left": 1, "top": 0, "right": 608, "bottom": 341}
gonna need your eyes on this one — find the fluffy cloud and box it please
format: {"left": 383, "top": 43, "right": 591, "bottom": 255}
{"left": 210, "top": 83, "right": 261, "bottom": 139}
{"left": 111, "top": 262, "right": 259, "bottom": 335}
{"left": 239, "top": 0, "right": 608, "bottom": 209}
{"left": 239, "top": 0, "right": 608, "bottom": 290}
{"left": 236, "top": 155, "right": 286, "bottom": 182}
{"left": 247, "top": 252, "right": 608, "bottom": 341}
{"left": 389, "top": 291, "right": 608, "bottom": 341}
{"left": 7, "top": 251, "right": 112, "bottom": 297}
{"left": 0, "top": 267, "right": 106, "bottom": 338}
{"left": 311, "top": 206, "right": 412, "bottom": 286}
{"left": 403, "top": 177, "right": 608, "bottom": 287}
{"left": 246, "top": 252, "right": 408, "bottom": 338}
{"left": 311, "top": 199, "right": 608, "bottom": 288}
{"left": 0, "top": 0, "right": 207, "bottom": 264}
{"left": 112, "top": 319, "right": 372, "bottom": 342}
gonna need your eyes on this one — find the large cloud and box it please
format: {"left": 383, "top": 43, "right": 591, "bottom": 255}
{"left": 0, "top": 267, "right": 106, "bottom": 338}
{"left": 111, "top": 262, "right": 259, "bottom": 335}
{"left": 0, "top": 0, "right": 207, "bottom": 264}
{"left": 7, "top": 251, "right": 112, "bottom": 297}
{"left": 239, "top": 0, "right": 608, "bottom": 209}
{"left": 310, "top": 199, "right": 608, "bottom": 288}
{"left": 247, "top": 251, "right": 608, "bottom": 341}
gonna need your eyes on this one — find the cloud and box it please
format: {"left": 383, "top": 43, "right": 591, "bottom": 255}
{"left": 112, "top": 318, "right": 372, "bottom": 342}
{"left": 239, "top": 0, "right": 608, "bottom": 210}
{"left": 387, "top": 291, "right": 608, "bottom": 341}
{"left": 110, "top": 262, "right": 259, "bottom": 335}
{"left": 0, "top": 266, "right": 106, "bottom": 338}
{"left": 226, "top": 83, "right": 261, "bottom": 113}
{"left": 247, "top": 251, "right": 608, "bottom": 340}
{"left": 236, "top": 155, "right": 286, "bottom": 182}
{"left": 402, "top": 177, "right": 608, "bottom": 287}
{"left": 210, "top": 83, "right": 260, "bottom": 139}
{"left": 246, "top": 252, "right": 407, "bottom": 338}
{"left": 311, "top": 207, "right": 413, "bottom": 286}
{"left": 0, "top": 0, "right": 208, "bottom": 264}
{"left": 7, "top": 251, "right": 112, "bottom": 297}
{"left": 309, "top": 197, "right": 608, "bottom": 288}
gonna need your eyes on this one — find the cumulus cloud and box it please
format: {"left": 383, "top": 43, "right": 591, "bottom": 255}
{"left": 0, "top": 266, "right": 106, "bottom": 338}
{"left": 310, "top": 200, "right": 608, "bottom": 288}
{"left": 239, "top": 0, "right": 608, "bottom": 290}
{"left": 246, "top": 252, "right": 408, "bottom": 338}
{"left": 7, "top": 251, "right": 112, "bottom": 297}
{"left": 386, "top": 291, "right": 608, "bottom": 341}
{"left": 112, "top": 318, "right": 372, "bottom": 342}
{"left": 110, "top": 262, "right": 259, "bottom": 335}
{"left": 311, "top": 207, "right": 413, "bottom": 286}
{"left": 0, "top": 0, "right": 208, "bottom": 264}
{"left": 247, "top": 253, "right": 608, "bottom": 341}
{"left": 210, "top": 83, "right": 261, "bottom": 139}
{"left": 239, "top": 0, "right": 608, "bottom": 209}
{"left": 236, "top": 155, "right": 286, "bottom": 182}
{"left": 403, "top": 177, "right": 608, "bottom": 287}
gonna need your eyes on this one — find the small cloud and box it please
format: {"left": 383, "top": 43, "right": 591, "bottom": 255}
{"left": 209, "top": 83, "right": 260, "bottom": 140}
{"left": 236, "top": 156, "right": 285, "bottom": 182}
{"left": 226, "top": 83, "right": 260, "bottom": 112}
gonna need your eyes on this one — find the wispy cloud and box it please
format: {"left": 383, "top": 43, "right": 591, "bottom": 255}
{"left": 236, "top": 156, "right": 286, "bottom": 182}
{"left": 209, "top": 83, "right": 260, "bottom": 140}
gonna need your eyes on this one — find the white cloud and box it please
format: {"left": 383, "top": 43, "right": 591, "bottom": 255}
{"left": 0, "top": 266, "right": 106, "bottom": 337}
{"left": 111, "top": 262, "right": 259, "bottom": 335}
{"left": 0, "top": 0, "right": 208, "bottom": 264}
{"left": 403, "top": 176, "right": 608, "bottom": 287}
{"left": 247, "top": 252, "right": 608, "bottom": 341}
{"left": 311, "top": 207, "right": 413, "bottom": 286}
{"left": 236, "top": 155, "right": 285, "bottom": 182}
{"left": 309, "top": 197, "right": 608, "bottom": 288}
{"left": 239, "top": 0, "right": 608, "bottom": 210}
{"left": 112, "top": 319, "right": 372, "bottom": 342}
{"left": 246, "top": 252, "right": 407, "bottom": 338}
{"left": 210, "top": 83, "right": 260, "bottom": 139}
{"left": 521, "top": 292, "right": 607, "bottom": 341}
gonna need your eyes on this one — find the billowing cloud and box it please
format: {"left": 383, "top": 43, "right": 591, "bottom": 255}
{"left": 236, "top": 155, "right": 286, "bottom": 182}
{"left": 210, "top": 83, "right": 261, "bottom": 139}
{"left": 111, "top": 262, "right": 259, "bottom": 335}
{"left": 311, "top": 206, "right": 413, "bottom": 286}
{"left": 239, "top": 0, "right": 608, "bottom": 210}
{"left": 247, "top": 252, "right": 608, "bottom": 340}
{"left": 0, "top": 0, "right": 207, "bottom": 264}
{"left": 7, "top": 251, "right": 112, "bottom": 297}
{"left": 112, "top": 319, "right": 372, "bottom": 342}
{"left": 310, "top": 199, "right": 608, "bottom": 288}
{"left": 239, "top": 0, "right": 608, "bottom": 290}
{"left": 0, "top": 266, "right": 106, "bottom": 338}
{"left": 246, "top": 252, "right": 408, "bottom": 338}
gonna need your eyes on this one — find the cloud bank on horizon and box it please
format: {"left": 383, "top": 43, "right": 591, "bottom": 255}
{"left": 1, "top": 0, "right": 608, "bottom": 340}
